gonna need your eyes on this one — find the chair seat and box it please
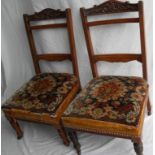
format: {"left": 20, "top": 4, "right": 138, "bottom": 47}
{"left": 62, "top": 76, "right": 148, "bottom": 137}
{"left": 2, "top": 73, "right": 78, "bottom": 116}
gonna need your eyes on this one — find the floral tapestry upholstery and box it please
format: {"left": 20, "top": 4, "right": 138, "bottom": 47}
{"left": 2, "top": 73, "right": 78, "bottom": 115}
{"left": 63, "top": 76, "right": 148, "bottom": 126}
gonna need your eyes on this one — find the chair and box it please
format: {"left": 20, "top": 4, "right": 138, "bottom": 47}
{"left": 62, "top": 1, "right": 151, "bottom": 154}
{"left": 2, "top": 8, "right": 80, "bottom": 146}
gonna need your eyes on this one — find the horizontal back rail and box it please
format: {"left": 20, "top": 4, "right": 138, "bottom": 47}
{"left": 93, "top": 54, "right": 142, "bottom": 62}
{"left": 87, "top": 18, "right": 139, "bottom": 26}
{"left": 37, "top": 53, "right": 71, "bottom": 61}
{"left": 30, "top": 23, "right": 67, "bottom": 30}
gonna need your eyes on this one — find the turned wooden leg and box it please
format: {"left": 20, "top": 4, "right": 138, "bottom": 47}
{"left": 68, "top": 130, "right": 81, "bottom": 155}
{"left": 57, "top": 128, "right": 70, "bottom": 146}
{"left": 5, "top": 116, "right": 23, "bottom": 139}
{"left": 73, "top": 131, "right": 80, "bottom": 146}
{"left": 147, "top": 99, "right": 151, "bottom": 116}
{"left": 132, "top": 138, "right": 143, "bottom": 155}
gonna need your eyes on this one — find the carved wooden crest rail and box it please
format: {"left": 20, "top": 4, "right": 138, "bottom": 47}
{"left": 83, "top": 0, "right": 139, "bottom": 16}
{"left": 24, "top": 8, "right": 66, "bottom": 21}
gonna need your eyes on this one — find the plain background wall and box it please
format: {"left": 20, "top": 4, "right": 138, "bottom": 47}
{"left": 1, "top": 0, "right": 34, "bottom": 101}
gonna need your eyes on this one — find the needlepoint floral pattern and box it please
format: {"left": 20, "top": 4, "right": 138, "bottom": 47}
{"left": 64, "top": 76, "right": 148, "bottom": 126}
{"left": 2, "top": 73, "right": 78, "bottom": 115}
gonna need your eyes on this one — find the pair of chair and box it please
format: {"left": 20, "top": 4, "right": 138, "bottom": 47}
{"left": 2, "top": 1, "right": 151, "bottom": 155}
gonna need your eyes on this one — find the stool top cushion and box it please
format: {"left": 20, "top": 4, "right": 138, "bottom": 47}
{"left": 63, "top": 76, "right": 148, "bottom": 126}
{"left": 2, "top": 73, "right": 78, "bottom": 115}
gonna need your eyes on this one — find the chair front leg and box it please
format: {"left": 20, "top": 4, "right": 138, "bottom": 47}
{"left": 57, "top": 128, "right": 70, "bottom": 146}
{"left": 68, "top": 129, "right": 81, "bottom": 155}
{"left": 132, "top": 138, "right": 143, "bottom": 155}
{"left": 5, "top": 115, "right": 23, "bottom": 139}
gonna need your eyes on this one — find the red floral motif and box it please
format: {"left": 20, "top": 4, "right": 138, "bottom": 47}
{"left": 27, "top": 76, "right": 56, "bottom": 96}
{"left": 120, "top": 104, "right": 133, "bottom": 111}
{"left": 90, "top": 78, "right": 127, "bottom": 102}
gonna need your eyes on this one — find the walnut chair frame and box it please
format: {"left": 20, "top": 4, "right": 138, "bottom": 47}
{"left": 62, "top": 1, "right": 151, "bottom": 155}
{"left": 80, "top": 0, "right": 151, "bottom": 115}
{"left": 2, "top": 8, "right": 80, "bottom": 146}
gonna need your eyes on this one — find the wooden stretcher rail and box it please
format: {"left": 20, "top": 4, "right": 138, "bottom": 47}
{"left": 30, "top": 23, "right": 67, "bottom": 30}
{"left": 37, "top": 53, "right": 72, "bottom": 61}
{"left": 87, "top": 18, "right": 139, "bottom": 26}
{"left": 93, "top": 54, "right": 142, "bottom": 62}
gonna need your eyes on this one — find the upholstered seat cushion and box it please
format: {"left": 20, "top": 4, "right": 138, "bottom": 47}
{"left": 63, "top": 76, "right": 148, "bottom": 126}
{"left": 2, "top": 73, "right": 78, "bottom": 115}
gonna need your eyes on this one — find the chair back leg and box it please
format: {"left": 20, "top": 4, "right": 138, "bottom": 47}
{"left": 147, "top": 99, "right": 151, "bottom": 115}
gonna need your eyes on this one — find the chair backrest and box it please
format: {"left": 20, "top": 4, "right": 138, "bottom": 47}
{"left": 80, "top": 0, "right": 148, "bottom": 80}
{"left": 23, "top": 8, "right": 79, "bottom": 79}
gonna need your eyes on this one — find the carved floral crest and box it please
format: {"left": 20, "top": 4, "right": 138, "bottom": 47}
{"left": 24, "top": 8, "right": 66, "bottom": 21}
{"left": 84, "top": 0, "right": 139, "bottom": 16}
